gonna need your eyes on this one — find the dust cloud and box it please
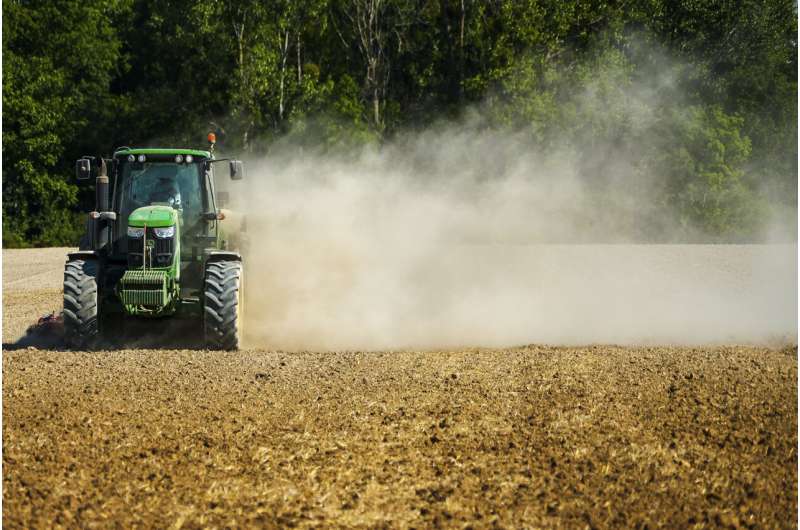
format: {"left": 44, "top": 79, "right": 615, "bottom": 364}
{"left": 218, "top": 120, "right": 796, "bottom": 350}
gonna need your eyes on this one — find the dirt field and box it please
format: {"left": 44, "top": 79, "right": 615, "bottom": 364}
{"left": 3, "top": 248, "right": 798, "bottom": 528}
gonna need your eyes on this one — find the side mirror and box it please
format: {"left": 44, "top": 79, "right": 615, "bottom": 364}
{"left": 76, "top": 158, "right": 92, "bottom": 180}
{"left": 229, "top": 160, "right": 244, "bottom": 180}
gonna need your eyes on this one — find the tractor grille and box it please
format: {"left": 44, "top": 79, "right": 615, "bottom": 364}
{"left": 128, "top": 228, "right": 175, "bottom": 268}
{"left": 119, "top": 269, "right": 170, "bottom": 308}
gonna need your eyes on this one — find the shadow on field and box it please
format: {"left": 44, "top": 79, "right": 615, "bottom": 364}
{"left": 5, "top": 317, "right": 206, "bottom": 351}
{"left": 4, "top": 335, "right": 64, "bottom": 351}
{"left": 101, "top": 318, "right": 207, "bottom": 350}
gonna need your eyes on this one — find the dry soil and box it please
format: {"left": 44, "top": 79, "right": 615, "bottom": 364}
{"left": 2, "top": 248, "right": 797, "bottom": 528}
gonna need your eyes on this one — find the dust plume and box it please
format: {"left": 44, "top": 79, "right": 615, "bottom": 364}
{"left": 216, "top": 45, "right": 794, "bottom": 350}
{"left": 220, "top": 117, "right": 796, "bottom": 350}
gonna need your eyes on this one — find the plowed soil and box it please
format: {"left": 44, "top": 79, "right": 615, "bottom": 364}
{"left": 3, "top": 248, "right": 797, "bottom": 528}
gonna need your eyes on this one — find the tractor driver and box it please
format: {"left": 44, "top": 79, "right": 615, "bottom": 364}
{"left": 150, "top": 175, "right": 182, "bottom": 209}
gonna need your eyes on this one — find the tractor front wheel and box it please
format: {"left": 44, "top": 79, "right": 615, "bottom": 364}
{"left": 63, "top": 259, "right": 99, "bottom": 349}
{"left": 203, "top": 260, "right": 243, "bottom": 350}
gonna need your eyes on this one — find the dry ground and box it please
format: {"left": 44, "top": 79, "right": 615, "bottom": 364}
{"left": 2, "top": 248, "right": 72, "bottom": 344}
{"left": 2, "top": 248, "right": 797, "bottom": 528}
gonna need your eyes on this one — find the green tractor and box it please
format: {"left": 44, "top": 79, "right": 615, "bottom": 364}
{"left": 65, "top": 141, "right": 246, "bottom": 350}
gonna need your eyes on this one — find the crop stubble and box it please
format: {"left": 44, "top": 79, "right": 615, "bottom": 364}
{"left": 2, "top": 248, "right": 797, "bottom": 528}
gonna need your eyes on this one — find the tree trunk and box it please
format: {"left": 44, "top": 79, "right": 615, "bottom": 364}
{"left": 279, "top": 29, "right": 289, "bottom": 122}
{"left": 232, "top": 14, "right": 248, "bottom": 150}
{"left": 347, "top": 0, "right": 387, "bottom": 133}
{"left": 373, "top": 84, "right": 380, "bottom": 128}
{"left": 297, "top": 32, "right": 302, "bottom": 83}
{"left": 459, "top": 0, "right": 465, "bottom": 100}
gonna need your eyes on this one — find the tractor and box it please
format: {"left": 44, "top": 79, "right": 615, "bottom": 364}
{"left": 65, "top": 136, "right": 246, "bottom": 350}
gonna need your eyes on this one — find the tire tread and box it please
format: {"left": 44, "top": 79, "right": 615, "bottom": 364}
{"left": 63, "top": 259, "right": 99, "bottom": 349}
{"left": 203, "top": 260, "right": 241, "bottom": 350}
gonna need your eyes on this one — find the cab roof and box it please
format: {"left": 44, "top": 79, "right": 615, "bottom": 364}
{"left": 114, "top": 148, "right": 212, "bottom": 158}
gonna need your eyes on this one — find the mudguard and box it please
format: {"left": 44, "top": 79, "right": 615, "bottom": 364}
{"left": 67, "top": 250, "right": 99, "bottom": 261}
{"left": 206, "top": 250, "right": 242, "bottom": 263}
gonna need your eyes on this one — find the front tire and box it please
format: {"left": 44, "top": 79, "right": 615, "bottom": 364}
{"left": 63, "top": 259, "right": 99, "bottom": 349}
{"left": 203, "top": 260, "right": 242, "bottom": 350}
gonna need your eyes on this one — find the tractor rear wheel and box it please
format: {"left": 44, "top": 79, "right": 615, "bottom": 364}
{"left": 63, "top": 259, "right": 99, "bottom": 349}
{"left": 203, "top": 260, "right": 242, "bottom": 350}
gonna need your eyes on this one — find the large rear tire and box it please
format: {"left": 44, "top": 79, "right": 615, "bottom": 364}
{"left": 63, "top": 259, "right": 99, "bottom": 349}
{"left": 203, "top": 260, "right": 242, "bottom": 350}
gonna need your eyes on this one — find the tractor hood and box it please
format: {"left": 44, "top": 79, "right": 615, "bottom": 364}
{"left": 128, "top": 205, "right": 178, "bottom": 228}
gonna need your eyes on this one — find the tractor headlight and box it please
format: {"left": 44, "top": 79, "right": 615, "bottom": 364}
{"left": 127, "top": 226, "right": 145, "bottom": 238}
{"left": 185, "top": 155, "right": 193, "bottom": 163}
{"left": 175, "top": 155, "right": 184, "bottom": 163}
{"left": 153, "top": 225, "right": 175, "bottom": 238}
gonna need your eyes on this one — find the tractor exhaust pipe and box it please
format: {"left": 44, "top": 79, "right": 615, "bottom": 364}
{"left": 93, "top": 159, "right": 113, "bottom": 251}
{"left": 96, "top": 159, "right": 109, "bottom": 212}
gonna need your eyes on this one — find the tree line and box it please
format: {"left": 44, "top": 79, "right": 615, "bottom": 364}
{"left": 3, "top": 0, "right": 797, "bottom": 246}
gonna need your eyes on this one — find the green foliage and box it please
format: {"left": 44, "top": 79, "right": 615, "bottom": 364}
{"left": 649, "top": 106, "right": 765, "bottom": 239}
{"left": 286, "top": 73, "right": 378, "bottom": 150}
{"left": 2, "top": 0, "right": 796, "bottom": 245}
{"left": 3, "top": 0, "right": 129, "bottom": 246}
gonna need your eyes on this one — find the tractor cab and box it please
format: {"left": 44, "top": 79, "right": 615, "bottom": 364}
{"left": 113, "top": 149, "right": 216, "bottom": 260}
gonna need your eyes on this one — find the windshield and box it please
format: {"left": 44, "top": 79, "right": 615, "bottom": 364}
{"left": 115, "top": 160, "right": 207, "bottom": 258}
{"left": 118, "top": 161, "right": 203, "bottom": 223}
